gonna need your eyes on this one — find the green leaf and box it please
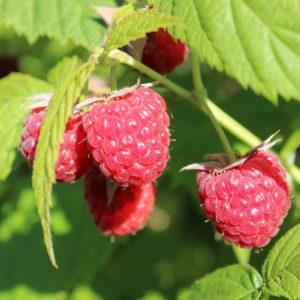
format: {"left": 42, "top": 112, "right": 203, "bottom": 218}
{"left": 0, "top": 0, "right": 105, "bottom": 49}
{"left": 110, "top": 2, "right": 149, "bottom": 27}
{"left": 150, "top": 0, "right": 300, "bottom": 104}
{"left": 0, "top": 73, "right": 52, "bottom": 181}
{"left": 32, "top": 48, "right": 103, "bottom": 268}
{"left": 47, "top": 56, "right": 81, "bottom": 88}
{"left": 110, "top": 4, "right": 135, "bottom": 27}
{"left": 190, "top": 265, "right": 263, "bottom": 300}
{"left": 262, "top": 224, "right": 300, "bottom": 299}
{"left": 104, "top": 9, "right": 183, "bottom": 52}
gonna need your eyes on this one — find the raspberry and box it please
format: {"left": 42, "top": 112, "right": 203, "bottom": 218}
{"left": 196, "top": 150, "right": 290, "bottom": 248}
{"left": 84, "top": 166, "right": 156, "bottom": 236}
{"left": 20, "top": 107, "right": 92, "bottom": 182}
{"left": 142, "top": 28, "right": 189, "bottom": 74}
{"left": 183, "top": 138, "right": 291, "bottom": 249}
{"left": 82, "top": 86, "right": 170, "bottom": 187}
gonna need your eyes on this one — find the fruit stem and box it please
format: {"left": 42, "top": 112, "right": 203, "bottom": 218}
{"left": 110, "top": 65, "right": 118, "bottom": 91}
{"left": 109, "top": 49, "right": 195, "bottom": 106}
{"left": 191, "top": 51, "right": 236, "bottom": 163}
{"left": 231, "top": 244, "right": 251, "bottom": 265}
{"left": 259, "top": 288, "right": 270, "bottom": 300}
{"left": 108, "top": 49, "right": 261, "bottom": 149}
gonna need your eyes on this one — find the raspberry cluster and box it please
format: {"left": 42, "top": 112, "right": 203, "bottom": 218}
{"left": 20, "top": 85, "right": 170, "bottom": 237}
{"left": 20, "top": 28, "right": 291, "bottom": 247}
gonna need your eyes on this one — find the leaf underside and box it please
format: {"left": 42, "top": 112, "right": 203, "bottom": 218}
{"left": 32, "top": 49, "right": 103, "bottom": 267}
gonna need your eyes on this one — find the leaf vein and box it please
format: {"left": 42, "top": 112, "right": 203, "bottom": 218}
{"left": 230, "top": 0, "right": 266, "bottom": 88}
{"left": 269, "top": 34, "right": 300, "bottom": 94}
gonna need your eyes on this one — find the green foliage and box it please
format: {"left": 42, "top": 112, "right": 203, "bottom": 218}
{"left": 188, "top": 224, "right": 300, "bottom": 299}
{"left": 0, "top": 0, "right": 106, "bottom": 49}
{"left": 47, "top": 56, "right": 81, "bottom": 88}
{"left": 262, "top": 224, "right": 300, "bottom": 299}
{"left": 0, "top": 73, "right": 52, "bottom": 181}
{"left": 1, "top": 1, "right": 300, "bottom": 299}
{"left": 190, "top": 265, "right": 263, "bottom": 300}
{"left": 32, "top": 48, "right": 103, "bottom": 267}
{"left": 104, "top": 9, "right": 183, "bottom": 52}
{"left": 88, "top": 0, "right": 120, "bottom": 6}
{"left": 0, "top": 176, "right": 113, "bottom": 300}
{"left": 150, "top": 0, "right": 300, "bottom": 104}
{"left": 110, "top": 4, "right": 135, "bottom": 26}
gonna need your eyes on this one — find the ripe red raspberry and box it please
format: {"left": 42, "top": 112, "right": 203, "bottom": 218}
{"left": 82, "top": 86, "right": 170, "bottom": 187}
{"left": 20, "top": 107, "right": 92, "bottom": 182}
{"left": 84, "top": 166, "right": 156, "bottom": 236}
{"left": 184, "top": 140, "right": 290, "bottom": 248}
{"left": 142, "top": 28, "right": 189, "bottom": 74}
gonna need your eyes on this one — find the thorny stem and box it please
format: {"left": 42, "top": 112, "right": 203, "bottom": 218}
{"left": 191, "top": 51, "right": 236, "bottom": 163}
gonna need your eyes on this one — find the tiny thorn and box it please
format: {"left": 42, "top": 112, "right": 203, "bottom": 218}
{"left": 110, "top": 235, "right": 115, "bottom": 243}
{"left": 73, "top": 96, "right": 106, "bottom": 113}
{"left": 141, "top": 79, "right": 163, "bottom": 88}
{"left": 180, "top": 162, "right": 221, "bottom": 172}
{"left": 179, "top": 164, "right": 200, "bottom": 172}
{"left": 204, "top": 219, "right": 210, "bottom": 223}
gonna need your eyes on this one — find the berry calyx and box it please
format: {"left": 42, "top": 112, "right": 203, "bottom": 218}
{"left": 82, "top": 85, "right": 170, "bottom": 187}
{"left": 183, "top": 136, "right": 291, "bottom": 248}
{"left": 142, "top": 28, "right": 189, "bottom": 74}
{"left": 84, "top": 166, "right": 156, "bottom": 236}
{"left": 20, "top": 107, "right": 92, "bottom": 182}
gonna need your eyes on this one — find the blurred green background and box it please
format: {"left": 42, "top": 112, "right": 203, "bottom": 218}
{"left": 0, "top": 9, "right": 299, "bottom": 300}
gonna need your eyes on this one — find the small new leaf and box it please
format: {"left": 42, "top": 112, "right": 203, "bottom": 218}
{"left": 190, "top": 264, "right": 263, "bottom": 300}
{"left": 104, "top": 9, "right": 183, "bottom": 53}
{"left": 32, "top": 48, "right": 103, "bottom": 268}
{"left": 262, "top": 224, "right": 300, "bottom": 299}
